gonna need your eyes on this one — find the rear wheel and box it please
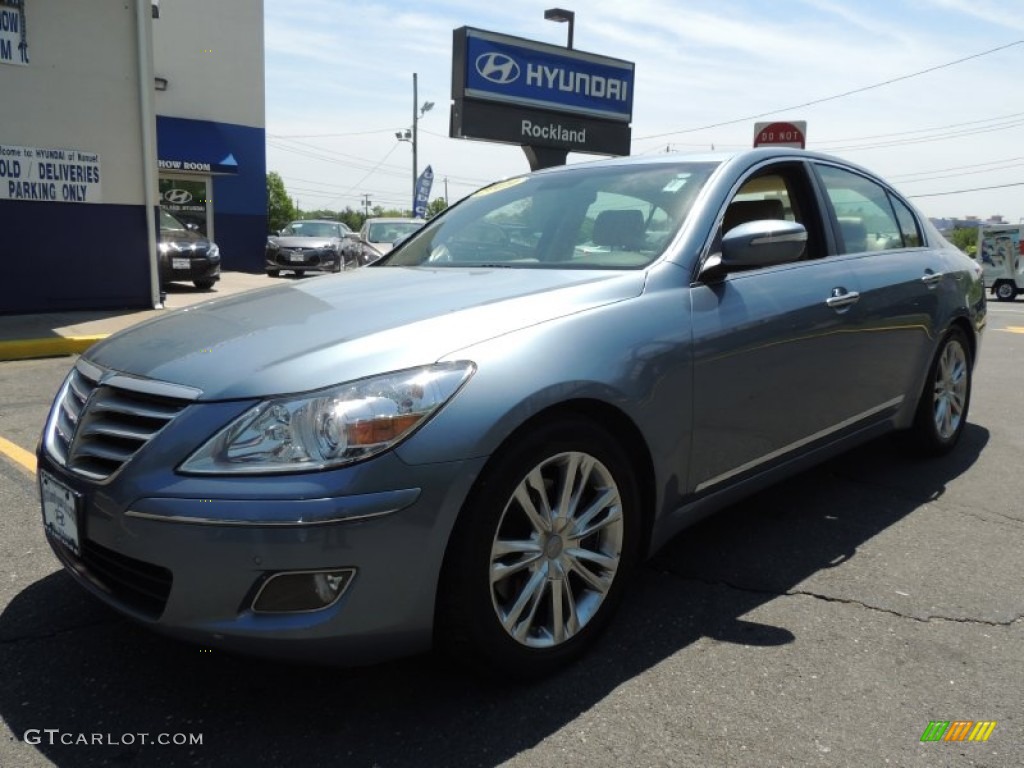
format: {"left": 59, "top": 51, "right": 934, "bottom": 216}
{"left": 294, "top": 270, "right": 305, "bottom": 277}
{"left": 436, "top": 417, "right": 641, "bottom": 678}
{"left": 994, "top": 281, "right": 1017, "bottom": 302}
{"left": 193, "top": 278, "right": 215, "bottom": 290}
{"left": 908, "top": 328, "right": 972, "bottom": 455}
{"left": 267, "top": 269, "right": 280, "bottom": 278}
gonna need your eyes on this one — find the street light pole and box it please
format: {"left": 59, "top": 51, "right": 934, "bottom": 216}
{"left": 544, "top": 8, "right": 575, "bottom": 49}
{"left": 412, "top": 72, "right": 418, "bottom": 211}
{"left": 396, "top": 73, "right": 435, "bottom": 216}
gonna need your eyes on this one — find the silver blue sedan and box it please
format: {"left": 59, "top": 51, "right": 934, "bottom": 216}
{"left": 38, "top": 149, "right": 985, "bottom": 677}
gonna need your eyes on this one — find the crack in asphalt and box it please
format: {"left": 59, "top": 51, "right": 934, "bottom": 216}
{"left": 651, "top": 567, "right": 1024, "bottom": 628}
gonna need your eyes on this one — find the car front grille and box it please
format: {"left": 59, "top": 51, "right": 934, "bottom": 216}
{"left": 46, "top": 362, "right": 199, "bottom": 482}
{"left": 80, "top": 539, "right": 173, "bottom": 619}
{"left": 275, "top": 247, "right": 325, "bottom": 267}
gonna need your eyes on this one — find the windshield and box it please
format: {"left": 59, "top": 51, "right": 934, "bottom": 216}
{"left": 367, "top": 221, "right": 422, "bottom": 243}
{"left": 160, "top": 209, "right": 188, "bottom": 233}
{"left": 384, "top": 161, "right": 718, "bottom": 269}
{"left": 282, "top": 221, "right": 343, "bottom": 238}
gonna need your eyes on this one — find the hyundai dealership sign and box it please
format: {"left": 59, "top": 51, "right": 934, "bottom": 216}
{"left": 451, "top": 27, "right": 634, "bottom": 158}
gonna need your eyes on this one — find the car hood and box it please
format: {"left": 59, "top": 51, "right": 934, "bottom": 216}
{"left": 85, "top": 266, "right": 646, "bottom": 399}
{"left": 270, "top": 236, "right": 340, "bottom": 247}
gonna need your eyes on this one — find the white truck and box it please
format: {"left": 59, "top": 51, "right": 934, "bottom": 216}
{"left": 977, "top": 224, "right": 1024, "bottom": 301}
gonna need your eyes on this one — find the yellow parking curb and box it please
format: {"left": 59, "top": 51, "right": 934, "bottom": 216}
{"left": 0, "top": 435, "right": 36, "bottom": 475}
{"left": 0, "top": 335, "right": 106, "bottom": 361}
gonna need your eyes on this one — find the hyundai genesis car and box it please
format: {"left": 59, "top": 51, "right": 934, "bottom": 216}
{"left": 39, "top": 149, "right": 985, "bottom": 677}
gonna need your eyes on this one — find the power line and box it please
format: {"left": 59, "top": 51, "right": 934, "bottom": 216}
{"left": 906, "top": 181, "right": 1024, "bottom": 198}
{"left": 893, "top": 161, "right": 1024, "bottom": 184}
{"left": 812, "top": 112, "right": 1024, "bottom": 147}
{"left": 268, "top": 128, "right": 398, "bottom": 139}
{"left": 635, "top": 40, "right": 1024, "bottom": 141}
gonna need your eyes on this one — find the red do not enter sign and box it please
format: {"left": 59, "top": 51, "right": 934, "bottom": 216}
{"left": 753, "top": 121, "right": 807, "bottom": 149}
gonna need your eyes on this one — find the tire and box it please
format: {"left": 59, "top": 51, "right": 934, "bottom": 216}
{"left": 908, "top": 327, "right": 972, "bottom": 456}
{"left": 994, "top": 281, "right": 1017, "bottom": 302}
{"left": 294, "top": 270, "right": 305, "bottom": 277}
{"left": 267, "top": 269, "right": 280, "bottom": 278}
{"left": 193, "top": 278, "right": 215, "bottom": 290}
{"left": 435, "top": 417, "right": 641, "bottom": 678}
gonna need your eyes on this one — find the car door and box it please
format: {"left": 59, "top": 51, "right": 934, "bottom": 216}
{"left": 688, "top": 160, "right": 869, "bottom": 494}
{"left": 811, "top": 162, "right": 941, "bottom": 410}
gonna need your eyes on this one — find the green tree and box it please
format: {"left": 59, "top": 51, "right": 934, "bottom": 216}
{"left": 426, "top": 197, "right": 448, "bottom": 218}
{"left": 949, "top": 227, "right": 979, "bottom": 256}
{"left": 266, "top": 172, "right": 296, "bottom": 233}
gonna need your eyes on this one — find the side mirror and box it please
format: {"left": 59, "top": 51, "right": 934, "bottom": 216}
{"left": 700, "top": 220, "right": 807, "bottom": 281}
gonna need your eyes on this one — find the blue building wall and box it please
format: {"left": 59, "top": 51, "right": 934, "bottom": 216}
{"left": 211, "top": 121, "right": 267, "bottom": 273}
{"left": 0, "top": 200, "right": 150, "bottom": 314}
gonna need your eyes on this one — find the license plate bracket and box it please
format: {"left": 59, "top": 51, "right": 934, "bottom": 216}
{"left": 40, "top": 470, "right": 82, "bottom": 557}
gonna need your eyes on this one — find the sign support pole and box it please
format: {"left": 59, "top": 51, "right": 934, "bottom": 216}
{"left": 522, "top": 146, "right": 569, "bottom": 171}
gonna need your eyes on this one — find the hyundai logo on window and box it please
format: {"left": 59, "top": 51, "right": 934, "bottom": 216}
{"left": 163, "top": 189, "right": 193, "bottom": 204}
{"left": 458, "top": 28, "right": 635, "bottom": 123}
{"left": 475, "top": 52, "right": 520, "bottom": 85}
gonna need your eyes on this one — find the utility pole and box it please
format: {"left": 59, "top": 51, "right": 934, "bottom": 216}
{"left": 361, "top": 194, "right": 372, "bottom": 218}
{"left": 443, "top": 176, "right": 449, "bottom": 206}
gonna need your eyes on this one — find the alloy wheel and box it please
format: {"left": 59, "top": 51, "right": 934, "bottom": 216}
{"left": 489, "top": 451, "right": 624, "bottom": 648}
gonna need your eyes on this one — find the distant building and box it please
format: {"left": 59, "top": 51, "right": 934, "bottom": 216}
{"left": 0, "top": 0, "right": 266, "bottom": 314}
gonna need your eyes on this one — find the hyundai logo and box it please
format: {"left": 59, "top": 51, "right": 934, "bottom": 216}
{"left": 163, "top": 189, "right": 193, "bottom": 204}
{"left": 475, "top": 52, "right": 520, "bottom": 85}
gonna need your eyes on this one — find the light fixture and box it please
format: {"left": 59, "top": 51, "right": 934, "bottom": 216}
{"left": 154, "top": 76, "right": 168, "bottom": 91}
{"left": 544, "top": 8, "right": 575, "bottom": 48}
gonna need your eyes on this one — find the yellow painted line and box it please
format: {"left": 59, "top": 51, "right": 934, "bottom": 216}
{"left": 997, "top": 326, "right": 1024, "bottom": 334}
{"left": 0, "top": 435, "right": 36, "bottom": 475}
{"left": 0, "top": 335, "right": 106, "bottom": 361}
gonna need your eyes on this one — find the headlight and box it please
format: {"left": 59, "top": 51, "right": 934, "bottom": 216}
{"left": 267, "top": 240, "right": 280, "bottom": 251}
{"left": 180, "top": 362, "right": 475, "bottom": 475}
{"left": 208, "top": 243, "right": 220, "bottom": 259}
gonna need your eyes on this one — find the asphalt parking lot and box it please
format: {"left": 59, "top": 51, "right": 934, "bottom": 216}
{"left": 0, "top": 301, "right": 1022, "bottom": 768}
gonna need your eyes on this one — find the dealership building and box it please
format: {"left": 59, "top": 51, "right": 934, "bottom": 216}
{"left": 0, "top": 0, "right": 266, "bottom": 314}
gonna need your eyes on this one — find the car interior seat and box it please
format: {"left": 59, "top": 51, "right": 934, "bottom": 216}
{"left": 592, "top": 209, "right": 646, "bottom": 250}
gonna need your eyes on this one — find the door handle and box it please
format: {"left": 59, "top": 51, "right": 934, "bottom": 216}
{"left": 921, "top": 270, "right": 944, "bottom": 288}
{"left": 826, "top": 289, "right": 860, "bottom": 309}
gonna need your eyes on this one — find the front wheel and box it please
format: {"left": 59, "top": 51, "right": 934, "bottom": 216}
{"left": 907, "top": 328, "right": 972, "bottom": 455}
{"left": 193, "top": 278, "right": 215, "bottom": 290}
{"left": 994, "top": 281, "right": 1017, "bottom": 302}
{"left": 436, "top": 417, "right": 641, "bottom": 678}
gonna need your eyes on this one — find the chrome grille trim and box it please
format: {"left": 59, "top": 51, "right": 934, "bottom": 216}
{"left": 44, "top": 361, "right": 201, "bottom": 482}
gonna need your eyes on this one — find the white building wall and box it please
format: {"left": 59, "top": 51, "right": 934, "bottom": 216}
{"left": 0, "top": 0, "right": 150, "bottom": 205}
{"left": 152, "top": 0, "right": 265, "bottom": 129}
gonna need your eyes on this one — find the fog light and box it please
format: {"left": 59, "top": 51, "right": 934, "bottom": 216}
{"left": 251, "top": 569, "right": 355, "bottom": 613}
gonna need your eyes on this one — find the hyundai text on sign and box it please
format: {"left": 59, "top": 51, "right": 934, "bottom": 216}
{"left": 463, "top": 28, "right": 634, "bottom": 121}
{"left": 0, "top": 144, "right": 102, "bottom": 203}
{"left": 451, "top": 27, "right": 634, "bottom": 157}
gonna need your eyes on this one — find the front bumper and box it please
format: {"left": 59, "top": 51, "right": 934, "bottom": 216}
{"left": 37, "top": 450, "right": 486, "bottom": 663}
{"left": 159, "top": 253, "right": 221, "bottom": 284}
{"left": 265, "top": 247, "right": 341, "bottom": 272}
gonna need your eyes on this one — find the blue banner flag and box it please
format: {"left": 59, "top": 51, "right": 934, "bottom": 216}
{"left": 414, "top": 165, "right": 434, "bottom": 219}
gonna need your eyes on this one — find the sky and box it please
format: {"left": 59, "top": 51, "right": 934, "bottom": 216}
{"left": 264, "top": 0, "right": 1024, "bottom": 224}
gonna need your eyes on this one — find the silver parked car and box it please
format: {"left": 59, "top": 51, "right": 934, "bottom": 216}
{"left": 39, "top": 149, "right": 985, "bottom": 677}
{"left": 359, "top": 217, "right": 425, "bottom": 259}
{"left": 265, "top": 219, "right": 355, "bottom": 276}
